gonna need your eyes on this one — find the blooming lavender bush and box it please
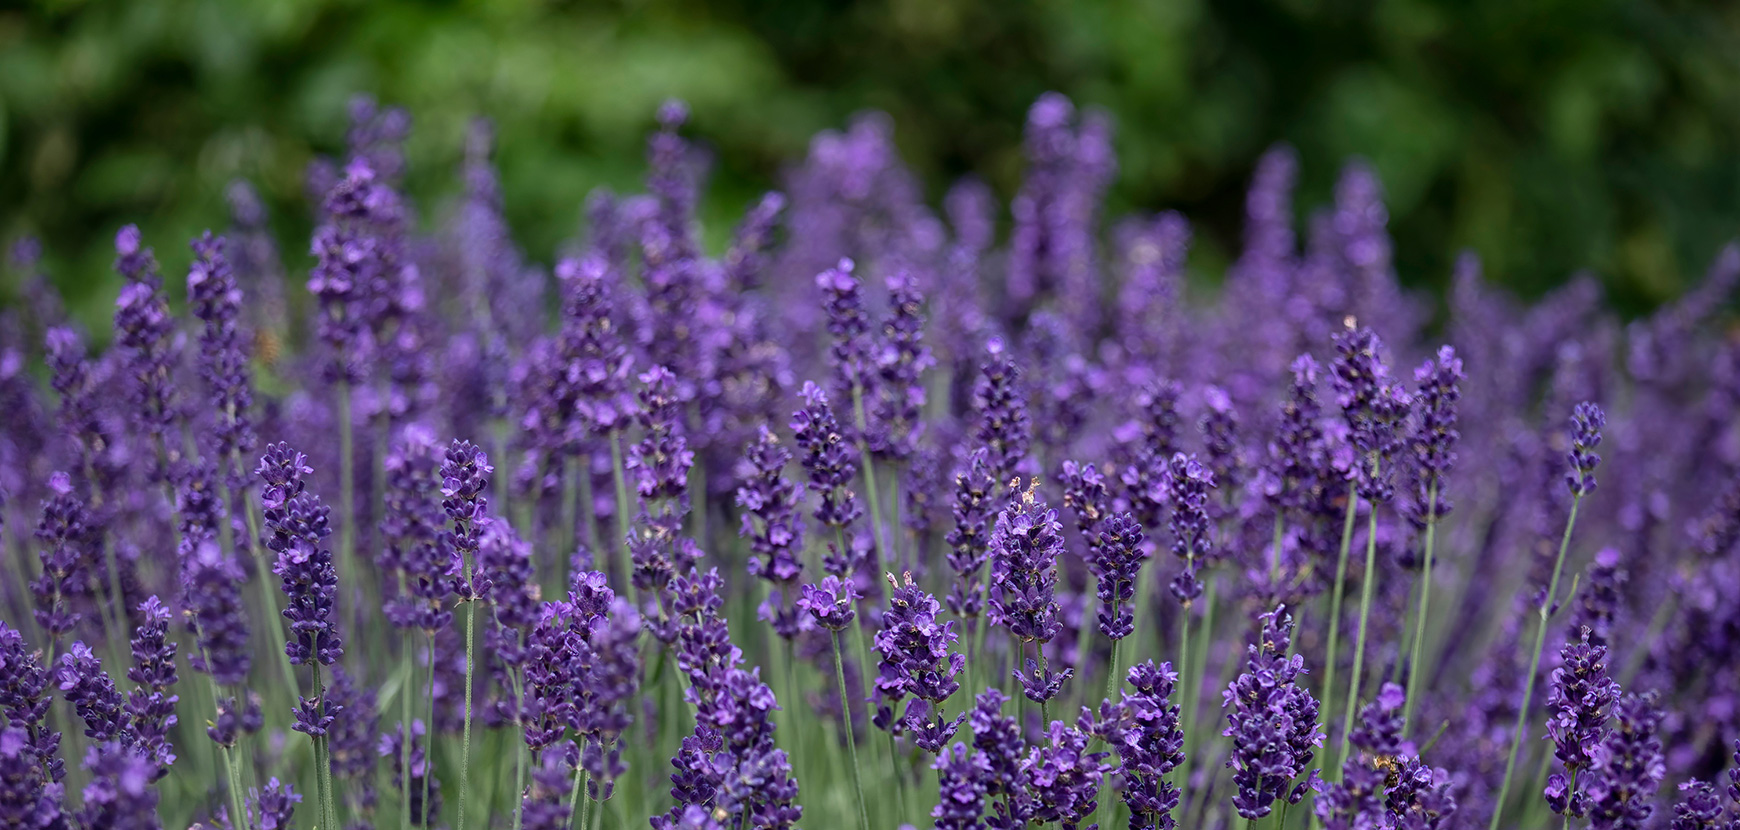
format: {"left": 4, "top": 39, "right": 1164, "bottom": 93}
{"left": 1, "top": 90, "right": 1738, "bottom": 830}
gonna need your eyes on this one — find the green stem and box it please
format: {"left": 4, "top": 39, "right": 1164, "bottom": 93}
{"left": 608, "top": 433, "right": 634, "bottom": 594}
{"left": 1177, "top": 548, "right": 1195, "bottom": 770}
{"left": 509, "top": 667, "right": 527, "bottom": 830}
{"left": 314, "top": 664, "right": 339, "bottom": 830}
{"left": 458, "top": 600, "right": 477, "bottom": 830}
{"left": 1270, "top": 511, "right": 1285, "bottom": 583}
{"left": 337, "top": 381, "right": 356, "bottom": 621}
{"left": 423, "top": 635, "right": 435, "bottom": 830}
{"left": 400, "top": 644, "right": 413, "bottom": 830}
{"left": 1338, "top": 492, "right": 1381, "bottom": 775}
{"left": 568, "top": 768, "right": 586, "bottom": 830}
{"left": 1320, "top": 487, "right": 1360, "bottom": 737}
{"left": 1402, "top": 481, "right": 1439, "bottom": 737}
{"left": 851, "top": 384, "right": 888, "bottom": 565}
{"left": 1489, "top": 496, "right": 1582, "bottom": 830}
{"left": 833, "top": 632, "right": 872, "bottom": 830}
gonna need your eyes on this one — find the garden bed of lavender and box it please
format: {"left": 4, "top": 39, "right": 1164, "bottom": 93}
{"left": 2, "top": 92, "right": 1737, "bottom": 830}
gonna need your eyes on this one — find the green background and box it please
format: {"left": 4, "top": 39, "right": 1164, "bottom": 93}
{"left": 4, "top": 0, "right": 1739, "bottom": 330}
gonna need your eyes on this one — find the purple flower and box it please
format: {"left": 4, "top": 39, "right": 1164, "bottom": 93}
{"left": 257, "top": 443, "right": 344, "bottom": 667}
{"left": 1669, "top": 779, "right": 1723, "bottom": 830}
{"left": 182, "top": 540, "right": 251, "bottom": 688}
{"left": 1115, "top": 660, "right": 1184, "bottom": 830}
{"left": 440, "top": 438, "right": 492, "bottom": 601}
{"left": 791, "top": 381, "right": 863, "bottom": 540}
{"left": 56, "top": 643, "right": 129, "bottom": 744}
{"left": 735, "top": 426, "right": 807, "bottom": 639}
{"left": 1024, "top": 719, "right": 1110, "bottom": 830}
{"left": 0, "top": 725, "right": 65, "bottom": 830}
{"left": 798, "top": 576, "right": 860, "bottom": 632}
{"left": 112, "top": 224, "right": 181, "bottom": 459}
{"left": 77, "top": 741, "right": 160, "bottom": 830}
{"left": 325, "top": 665, "right": 378, "bottom": 810}
{"left": 31, "top": 472, "right": 89, "bottom": 649}
{"left": 988, "top": 484, "right": 1066, "bottom": 646}
{"left": 869, "top": 269, "right": 935, "bottom": 460}
{"left": 123, "top": 598, "right": 178, "bottom": 779}
{"left": 246, "top": 777, "right": 301, "bottom": 830}
{"left": 1545, "top": 627, "right": 1621, "bottom": 817}
{"left": 380, "top": 426, "right": 453, "bottom": 633}
{"left": 627, "top": 367, "right": 701, "bottom": 602}
{"left": 932, "top": 742, "right": 990, "bottom": 830}
{"left": 944, "top": 448, "right": 996, "bottom": 623}
{"left": 1120, "top": 379, "right": 1182, "bottom": 532}
{"left": 1222, "top": 604, "right": 1324, "bottom": 819}
{"left": 1166, "top": 453, "right": 1215, "bottom": 605}
{"left": 1091, "top": 512, "right": 1147, "bottom": 641}
{"left": 1566, "top": 401, "right": 1604, "bottom": 497}
{"left": 308, "top": 157, "right": 401, "bottom": 384}
{"left": 574, "top": 592, "right": 641, "bottom": 802}
{"left": 1572, "top": 548, "right": 1626, "bottom": 649}
{"left": 478, "top": 522, "right": 538, "bottom": 726}
{"left": 972, "top": 338, "right": 1032, "bottom": 488}
{"left": 819, "top": 258, "right": 876, "bottom": 411}
{"left": 1331, "top": 324, "right": 1412, "bottom": 504}
{"left": 872, "top": 572, "right": 966, "bottom": 750}
{"left": 1200, "top": 385, "right": 1246, "bottom": 498}
{"left": 518, "top": 751, "right": 572, "bottom": 830}
{"left": 1315, "top": 682, "right": 1408, "bottom": 829}
{"left": 968, "top": 688, "right": 1032, "bottom": 830}
{"left": 1264, "top": 354, "right": 1330, "bottom": 514}
{"left": 1585, "top": 691, "right": 1664, "bottom": 830}
{"left": 187, "top": 231, "right": 257, "bottom": 497}
{"left": 1408, "top": 345, "right": 1462, "bottom": 526}
{"left": 0, "top": 623, "right": 63, "bottom": 787}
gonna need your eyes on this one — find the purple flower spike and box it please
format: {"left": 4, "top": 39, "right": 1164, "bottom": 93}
{"left": 187, "top": 230, "right": 257, "bottom": 497}
{"left": 380, "top": 720, "right": 440, "bottom": 827}
{"left": 1222, "top": 604, "right": 1323, "bottom": 819}
{"left": 1408, "top": 345, "right": 1463, "bottom": 527}
{"left": 944, "top": 448, "right": 996, "bottom": 624}
{"left": 1331, "top": 324, "right": 1412, "bottom": 504}
{"left": 931, "top": 742, "right": 990, "bottom": 830}
{"left": 78, "top": 741, "right": 161, "bottom": 830}
{"left": 1166, "top": 453, "right": 1215, "bottom": 606}
{"left": 441, "top": 438, "right": 493, "bottom": 602}
{"left": 32, "top": 472, "right": 90, "bottom": 650}
{"left": 183, "top": 539, "right": 251, "bottom": 687}
{"left": 972, "top": 338, "right": 1032, "bottom": 488}
{"left": 112, "top": 224, "right": 181, "bottom": 462}
{"left": 798, "top": 576, "right": 860, "bottom": 631}
{"left": 124, "top": 597, "right": 178, "bottom": 779}
{"left": 257, "top": 443, "right": 344, "bottom": 667}
{"left": 736, "top": 426, "right": 807, "bottom": 640}
{"left": 1584, "top": 691, "right": 1664, "bottom": 830}
{"left": 1545, "top": 627, "right": 1620, "bottom": 817}
{"left": 1116, "top": 660, "right": 1184, "bottom": 830}
{"left": 988, "top": 483, "right": 1066, "bottom": 647}
{"left": 248, "top": 777, "right": 301, "bottom": 830}
{"left": 873, "top": 572, "right": 966, "bottom": 750}
{"left": 868, "top": 269, "right": 934, "bottom": 461}
{"left": 969, "top": 688, "right": 1032, "bottom": 830}
{"left": 0, "top": 724, "right": 65, "bottom": 830}
{"left": 0, "top": 621, "right": 64, "bottom": 787}
{"left": 1093, "top": 512, "right": 1147, "bottom": 641}
{"left": 1566, "top": 402, "right": 1604, "bottom": 497}
{"left": 1315, "top": 682, "right": 1408, "bottom": 829}
{"left": 791, "top": 381, "right": 863, "bottom": 546}
{"left": 818, "top": 258, "right": 875, "bottom": 409}
{"left": 1669, "top": 779, "right": 1722, "bottom": 830}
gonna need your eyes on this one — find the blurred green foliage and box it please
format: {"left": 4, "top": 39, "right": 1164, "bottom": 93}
{"left": 4, "top": 0, "right": 1740, "bottom": 331}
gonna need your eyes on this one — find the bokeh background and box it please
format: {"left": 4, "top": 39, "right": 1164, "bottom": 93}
{"left": 4, "top": 0, "right": 1740, "bottom": 330}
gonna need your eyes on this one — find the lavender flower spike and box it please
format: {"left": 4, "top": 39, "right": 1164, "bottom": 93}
{"left": 989, "top": 482, "right": 1072, "bottom": 705}
{"left": 873, "top": 572, "right": 966, "bottom": 751}
{"left": 1222, "top": 604, "right": 1323, "bottom": 819}
{"left": 1566, "top": 401, "right": 1604, "bottom": 497}
{"left": 257, "top": 443, "right": 344, "bottom": 668}
{"left": 1117, "top": 660, "right": 1184, "bottom": 830}
{"left": 1544, "top": 627, "right": 1620, "bottom": 818}
{"left": 931, "top": 742, "right": 990, "bottom": 830}
{"left": 1584, "top": 691, "right": 1664, "bottom": 830}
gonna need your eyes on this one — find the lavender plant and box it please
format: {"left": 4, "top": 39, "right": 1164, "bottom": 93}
{"left": 0, "top": 90, "right": 1735, "bottom": 830}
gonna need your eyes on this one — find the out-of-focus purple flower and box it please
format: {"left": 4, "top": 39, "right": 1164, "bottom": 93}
{"left": 969, "top": 688, "right": 1032, "bottom": 830}
{"left": 112, "top": 225, "right": 181, "bottom": 462}
{"left": 1567, "top": 402, "right": 1605, "bottom": 498}
{"left": 379, "top": 426, "right": 453, "bottom": 633}
{"left": 1200, "top": 385, "right": 1245, "bottom": 499}
{"left": 819, "top": 258, "right": 876, "bottom": 410}
{"left": 1115, "top": 212, "right": 1191, "bottom": 372}
{"left": 379, "top": 720, "right": 440, "bottom": 827}
{"left": 122, "top": 598, "right": 178, "bottom": 779}
{"left": 242, "top": 777, "right": 300, "bottom": 830}
{"left": 945, "top": 448, "right": 996, "bottom": 625}
{"left": 44, "top": 327, "right": 111, "bottom": 487}
{"left": 1573, "top": 549, "right": 1627, "bottom": 650}
{"left": 1331, "top": 324, "right": 1412, "bottom": 504}
{"left": 187, "top": 231, "right": 257, "bottom": 497}
{"left": 736, "top": 426, "right": 807, "bottom": 639}
{"left": 1545, "top": 627, "right": 1620, "bottom": 817}
{"left": 931, "top": 742, "right": 990, "bottom": 830}
{"left": 325, "top": 665, "right": 378, "bottom": 813}
{"left": 973, "top": 339, "right": 1032, "bottom": 488}
{"left": 182, "top": 539, "right": 251, "bottom": 688}
{"left": 989, "top": 485, "right": 1072, "bottom": 703}
{"left": 479, "top": 522, "right": 538, "bottom": 728}
{"left": 1120, "top": 379, "right": 1182, "bottom": 532}
{"left": 0, "top": 724, "right": 65, "bottom": 830}
{"left": 32, "top": 472, "right": 89, "bottom": 649}
{"left": 257, "top": 443, "right": 344, "bottom": 669}
{"left": 77, "top": 741, "right": 160, "bottom": 830}
{"left": 308, "top": 157, "right": 400, "bottom": 384}
{"left": 1222, "top": 604, "right": 1323, "bottom": 819}
{"left": 531, "top": 253, "right": 635, "bottom": 457}
{"left": 627, "top": 367, "right": 701, "bottom": 605}
{"left": 1024, "top": 718, "right": 1110, "bottom": 830}
{"left": 205, "top": 693, "right": 262, "bottom": 750}
{"left": 1115, "top": 660, "right": 1183, "bottom": 830}
{"left": 1263, "top": 355, "right": 1329, "bottom": 515}
{"left": 868, "top": 269, "right": 934, "bottom": 461}
{"left": 1408, "top": 346, "right": 1462, "bottom": 527}
{"left": 566, "top": 583, "right": 640, "bottom": 803}
{"left": 1584, "top": 691, "right": 1664, "bottom": 830}
{"left": 1167, "top": 453, "right": 1215, "bottom": 606}
{"left": 873, "top": 572, "right": 966, "bottom": 750}
{"left": 799, "top": 576, "right": 860, "bottom": 632}
{"left": 791, "top": 381, "right": 863, "bottom": 553}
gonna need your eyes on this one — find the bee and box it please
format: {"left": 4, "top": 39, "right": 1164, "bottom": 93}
{"left": 1372, "top": 754, "right": 1404, "bottom": 788}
